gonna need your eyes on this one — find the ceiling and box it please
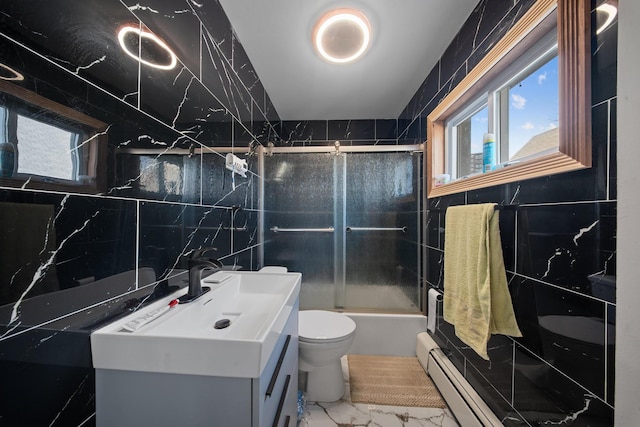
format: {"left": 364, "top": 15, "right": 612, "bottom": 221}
{"left": 218, "top": 0, "right": 479, "bottom": 121}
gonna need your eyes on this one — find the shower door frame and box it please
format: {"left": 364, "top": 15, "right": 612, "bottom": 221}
{"left": 258, "top": 143, "right": 425, "bottom": 313}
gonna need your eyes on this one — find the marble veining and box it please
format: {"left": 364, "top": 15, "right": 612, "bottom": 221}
{"left": 509, "top": 185, "right": 521, "bottom": 205}
{"left": 74, "top": 55, "right": 106, "bottom": 75}
{"left": 541, "top": 396, "right": 593, "bottom": 426}
{"left": 8, "top": 194, "right": 98, "bottom": 324}
{"left": 573, "top": 220, "right": 600, "bottom": 246}
{"left": 303, "top": 402, "right": 458, "bottom": 427}
{"left": 127, "top": 4, "right": 159, "bottom": 14}
{"left": 470, "top": 3, "right": 487, "bottom": 51}
{"left": 9, "top": 210, "right": 97, "bottom": 323}
{"left": 541, "top": 249, "right": 569, "bottom": 280}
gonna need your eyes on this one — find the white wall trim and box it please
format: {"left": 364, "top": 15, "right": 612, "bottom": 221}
{"left": 615, "top": 0, "right": 640, "bottom": 423}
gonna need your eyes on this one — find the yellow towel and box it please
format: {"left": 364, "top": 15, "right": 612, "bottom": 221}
{"left": 443, "top": 203, "right": 522, "bottom": 360}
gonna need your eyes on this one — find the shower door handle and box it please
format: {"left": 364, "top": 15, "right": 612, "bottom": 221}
{"left": 270, "top": 226, "right": 335, "bottom": 233}
{"left": 345, "top": 226, "right": 407, "bottom": 233}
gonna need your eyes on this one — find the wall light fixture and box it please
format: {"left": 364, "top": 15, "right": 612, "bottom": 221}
{"left": 0, "top": 63, "right": 24, "bottom": 81}
{"left": 596, "top": 3, "right": 617, "bottom": 35}
{"left": 117, "top": 25, "right": 177, "bottom": 70}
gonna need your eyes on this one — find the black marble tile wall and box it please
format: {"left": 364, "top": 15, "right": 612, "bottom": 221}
{"left": 421, "top": 1, "right": 617, "bottom": 425}
{"left": 0, "top": 1, "right": 276, "bottom": 425}
{"left": 277, "top": 118, "right": 407, "bottom": 146}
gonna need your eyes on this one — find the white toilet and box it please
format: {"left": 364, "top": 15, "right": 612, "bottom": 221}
{"left": 259, "top": 267, "right": 357, "bottom": 402}
{"left": 298, "top": 310, "right": 356, "bottom": 402}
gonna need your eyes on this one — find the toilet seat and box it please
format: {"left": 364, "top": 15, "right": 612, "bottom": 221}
{"left": 299, "top": 310, "right": 356, "bottom": 344}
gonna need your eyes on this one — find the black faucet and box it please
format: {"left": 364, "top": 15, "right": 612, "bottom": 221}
{"left": 178, "top": 247, "right": 222, "bottom": 304}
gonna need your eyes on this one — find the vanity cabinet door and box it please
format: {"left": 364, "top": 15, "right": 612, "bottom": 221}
{"left": 254, "top": 301, "right": 299, "bottom": 427}
{"left": 95, "top": 369, "right": 253, "bottom": 427}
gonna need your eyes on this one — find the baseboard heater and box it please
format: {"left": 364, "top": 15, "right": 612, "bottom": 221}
{"left": 416, "top": 332, "right": 504, "bottom": 427}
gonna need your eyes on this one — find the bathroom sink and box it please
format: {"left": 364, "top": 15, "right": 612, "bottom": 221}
{"left": 90, "top": 271, "right": 301, "bottom": 378}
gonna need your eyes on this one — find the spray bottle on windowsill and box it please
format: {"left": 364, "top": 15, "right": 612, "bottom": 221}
{"left": 482, "top": 133, "right": 496, "bottom": 173}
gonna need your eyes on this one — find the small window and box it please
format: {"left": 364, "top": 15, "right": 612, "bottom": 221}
{"left": 427, "top": 0, "right": 592, "bottom": 198}
{"left": 444, "top": 31, "right": 558, "bottom": 181}
{"left": 0, "top": 82, "right": 107, "bottom": 192}
{"left": 15, "top": 113, "right": 86, "bottom": 181}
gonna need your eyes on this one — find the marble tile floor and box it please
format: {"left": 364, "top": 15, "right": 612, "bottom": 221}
{"left": 299, "top": 356, "right": 460, "bottom": 427}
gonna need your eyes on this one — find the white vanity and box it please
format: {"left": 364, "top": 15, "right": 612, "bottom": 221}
{"left": 90, "top": 271, "right": 301, "bottom": 427}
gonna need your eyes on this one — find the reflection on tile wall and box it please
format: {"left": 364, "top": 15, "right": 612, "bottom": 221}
{"left": 0, "top": 1, "right": 274, "bottom": 425}
{"left": 417, "top": 0, "right": 617, "bottom": 426}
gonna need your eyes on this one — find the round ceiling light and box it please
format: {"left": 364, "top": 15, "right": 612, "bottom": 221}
{"left": 313, "top": 8, "right": 371, "bottom": 64}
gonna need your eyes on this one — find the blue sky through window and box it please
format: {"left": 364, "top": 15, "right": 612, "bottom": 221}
{"left": 508, "top": 55, "right": 559, "bottom": 159}
{"left": 469, "top": 55, "right": 558, "bottom": 161}
{"left": 470, "top": 107, "right": 488, "bottom": 155}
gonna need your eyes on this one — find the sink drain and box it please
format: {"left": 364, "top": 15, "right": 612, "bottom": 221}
{"left": 214, "top": 318, "right": 231, "bottom": 329}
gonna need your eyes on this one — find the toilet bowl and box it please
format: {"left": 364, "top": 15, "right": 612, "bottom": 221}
{"left": 298, "top": 310, "right": 356, "bottom": 402}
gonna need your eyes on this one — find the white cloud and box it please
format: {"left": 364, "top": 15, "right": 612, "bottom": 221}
{"left": 522, "top": 122, "right": 535, "bottom": 130}
{"left": 511, "top": 94, "right": 526, "bottom": 110}
{"left": 538, "top": 71, "right": 547, "bottom": 85}
{"left": 546, "top": 122, "right": 558, "bottom": 130}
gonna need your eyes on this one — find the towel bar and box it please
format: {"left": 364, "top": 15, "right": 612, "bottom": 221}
{"left": 345, "top": 226, "right": 407, "bottom": 233}
{"left": 270, "top": 226, "right": 335, "bottom": 233}
{"left": 428, "top": 204, "right": 517, "bottom": 213}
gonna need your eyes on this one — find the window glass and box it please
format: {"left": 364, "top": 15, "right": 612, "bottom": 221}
{"left": 16, "top": 114, "right": 81, "bottom": 180}
{"left": 505, "top": 55, "right": 559, "bottom": 162}
{"left": 454, "top": 105, "right": 488, "bottom": 178}
{"left": 444, "top": 33, "right": 558, "bottom": 182}
{"left": 0, "top": 89, "right": 97, "bottom": 186}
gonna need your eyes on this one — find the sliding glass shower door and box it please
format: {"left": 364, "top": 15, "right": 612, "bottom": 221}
{"left": 263, "top": 149, "right": 421, "bottom": 313}
{"left": 263, "top": 153, "right": 338, "bottom": 309}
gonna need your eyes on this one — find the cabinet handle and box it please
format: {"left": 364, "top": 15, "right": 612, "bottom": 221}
{"left": 284, "top": 416, "right": 290, "bottom": 427}
{"left": 272, "top": 375, "right": 291, "bottom": 427}
{"left": 266, "top": 335, "right": 291, "bottom": 398}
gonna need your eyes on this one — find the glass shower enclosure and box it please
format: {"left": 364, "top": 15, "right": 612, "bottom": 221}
{"left": 262, "top": 147, "right": 422, "bottom": 313}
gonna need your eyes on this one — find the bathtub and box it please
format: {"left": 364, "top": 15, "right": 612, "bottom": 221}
{"left": 343, "top": 312, "right": 427, "bottom": 356}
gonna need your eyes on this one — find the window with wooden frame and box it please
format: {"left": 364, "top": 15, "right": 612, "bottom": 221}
{"left": 0, "top": 80, "right": 108, "bottom": 193}
{"left": 426, "top": 0, "right": 591, "bottom": 198}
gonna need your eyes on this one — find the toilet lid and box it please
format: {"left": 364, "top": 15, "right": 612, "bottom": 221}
{"left": 299, "top": 310, "right": 356, "bottom": 341}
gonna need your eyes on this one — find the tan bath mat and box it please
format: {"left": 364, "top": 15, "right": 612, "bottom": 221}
{"left": 347, "top": 354, "right": 446, "bottom": 408}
